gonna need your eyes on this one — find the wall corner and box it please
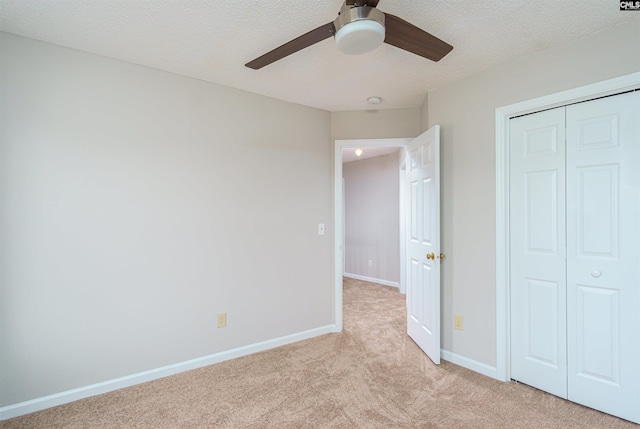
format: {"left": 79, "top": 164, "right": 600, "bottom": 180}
{"left": 419, "top": 93, "right": 429, "bottom": 133}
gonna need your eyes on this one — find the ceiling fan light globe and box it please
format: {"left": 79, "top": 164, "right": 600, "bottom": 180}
{"left": 335, "top": 20, "right": 385, "bottom": 55}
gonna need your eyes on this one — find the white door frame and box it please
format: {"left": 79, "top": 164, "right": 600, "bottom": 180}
{"left": 333, "top": 138, "right": 412, "bottom": 331}
{"left": 494, "top": 72, "right": 640, "bottom": 381}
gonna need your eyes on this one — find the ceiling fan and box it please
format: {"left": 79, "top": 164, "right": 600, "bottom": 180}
{"left": 245, "top": 0, "right": 453, "bottom": 70}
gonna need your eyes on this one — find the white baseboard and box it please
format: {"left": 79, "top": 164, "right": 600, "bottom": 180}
{"left": 343, "top": 273, "right": 399, "bottom": 289}
{"left": 0, "top": 325, "right": 336, "bottom": 421}
{"left": 440, "top": 349, "right": 498, "bottom": 380}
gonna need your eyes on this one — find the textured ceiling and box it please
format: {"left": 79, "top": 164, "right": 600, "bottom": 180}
{"left": 0, "top": 1, "right": 635, "bottom": 112}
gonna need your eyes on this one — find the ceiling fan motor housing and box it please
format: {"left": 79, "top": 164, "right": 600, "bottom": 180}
{"left": 334, "top": 5, "right": 386, "bottom": 55}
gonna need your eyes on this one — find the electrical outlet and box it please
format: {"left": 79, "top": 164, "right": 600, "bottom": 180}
{"left": 217, "top": 312, "right": 227, "bottom": 328}
{"left": 368, "top": 260, "right": 373, "bottom": 267}
{"left": 454, "top": 314, "right": 464, "bottom": 331}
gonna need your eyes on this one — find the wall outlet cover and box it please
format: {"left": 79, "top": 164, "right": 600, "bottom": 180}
{"left": 217, "top": 312, "right": 227, "bottom": 328}
{"left": 454, "top": 314, "right": 464, "bottom": 331}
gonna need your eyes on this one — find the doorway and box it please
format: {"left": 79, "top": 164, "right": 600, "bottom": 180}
{"left": 342, "top": 146, "right": 403, "bottom": 288}
{"left": 333, "top": 138, "right": 411, "bottom": 331}
{"left": 334, "top": 127, "right": 443, "bottom": 367}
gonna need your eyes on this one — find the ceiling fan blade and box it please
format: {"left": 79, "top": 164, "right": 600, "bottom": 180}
{"left": 383, "top": 13, "right": 453, "bottom": 62}
{"left": 346, "top": 0, "right": 380, "bottom": 6}
{"left": 245, "top": 22, "right": 335, "bottom": 70}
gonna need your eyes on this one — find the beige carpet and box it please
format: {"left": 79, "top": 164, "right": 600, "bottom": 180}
{"left": 2, "top": 277, "right": 637, "bottom": 428}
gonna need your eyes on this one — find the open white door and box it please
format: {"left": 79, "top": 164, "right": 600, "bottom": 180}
{"left": 406, "top": 126, "right": 441, "bottom": 364}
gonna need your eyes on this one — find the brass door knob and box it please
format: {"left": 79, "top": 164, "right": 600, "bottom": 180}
{"left": 426, "top": 253, "right": 435, "bottom": 260}
{"left": 439, "top": 253, "right": 445, "bottom": 261}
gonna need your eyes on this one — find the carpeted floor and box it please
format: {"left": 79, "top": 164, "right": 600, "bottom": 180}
{"left": 2, "top": 277, "right": 637, "bottom": 428}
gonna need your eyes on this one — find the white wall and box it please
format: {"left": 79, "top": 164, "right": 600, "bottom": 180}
{"left": 424, "top": 18, "right": 640, "bottom": 368}
{"left": 331, "top": 108, "right": 420, "bottom": 140}
{"left": 0, "top": 33, "right": 333, "bottom": 407}
{"left": 343, "top": 152, "right": 400, "bottom": 284}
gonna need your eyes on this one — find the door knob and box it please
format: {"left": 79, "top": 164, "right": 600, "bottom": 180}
{"left": 591, "top": 270, "right": 602, "bottom": 278}
{"left": 427, "top": 252, "right": 445, "bottom": 261}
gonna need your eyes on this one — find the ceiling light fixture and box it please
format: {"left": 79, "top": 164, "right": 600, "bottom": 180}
{"left": 355, "top": 148, "right": 363, "bottom": 157}
{"left": 334, "top": 5, "right": 385, "bottom": 55}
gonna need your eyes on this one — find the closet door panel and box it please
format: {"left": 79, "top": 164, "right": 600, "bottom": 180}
{"left": 566, "top": 91, "right": 640, "bottom": 423}
{"left": 509, "top": 107, "right": 567, "bottom": 398}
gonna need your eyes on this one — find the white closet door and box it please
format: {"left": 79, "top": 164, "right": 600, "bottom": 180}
{"left": 509, "top": 107, "right": 568, "bottom": 398}
{"left": 566, "top": 91, "right": 640, "bottom": 423}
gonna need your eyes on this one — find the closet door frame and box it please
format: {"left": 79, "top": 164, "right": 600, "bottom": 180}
{"left": 495, "top": 72, "right": 640, "bottom": 383}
